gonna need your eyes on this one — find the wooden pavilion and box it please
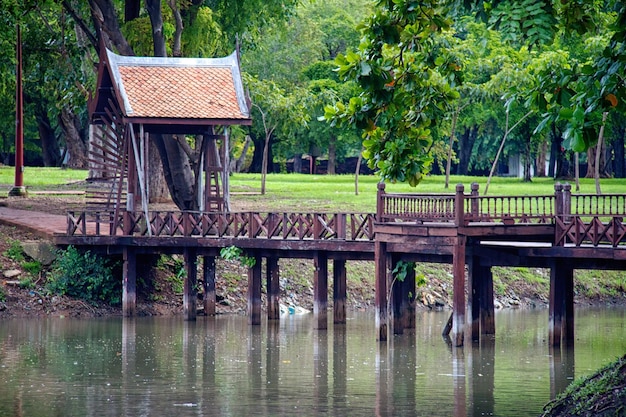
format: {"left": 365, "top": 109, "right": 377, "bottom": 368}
{"left": 88, "top": 47, "right": 251, "bottom": 224}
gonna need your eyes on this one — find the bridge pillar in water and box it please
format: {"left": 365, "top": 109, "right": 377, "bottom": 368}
{"left": 267, "top": 257, "right": 280, "bottom": 320}
{"left": 122, "top": 246, "right": 136, "bottom": 317}
{"left": 314, "top": 251, "right": 328, "bottom": 329}
{"left": 390, "top": 256, "right": 416, "bottom": 335}
{"left": 183, "top": 247, "right": 197, "bottom": 321}
{"left": 452, "top": 237, "right": 467, "bottom": 347}
{"left": 375, "top": 241, "right": 388, "bottom": 341}
{"left": 248, "top": 253, "right": 262, "bottom": 325}
{"left": 203, "top": 256, "right": 216, "bottom": 316}
{"left": 333, "top": 259, "right": 347, "bottom": 324}
{"left": 468, "top": 255, "right": 495, "bottom": 341}
{"left": 549, "top": 260, "right": 574, "bottom": 346}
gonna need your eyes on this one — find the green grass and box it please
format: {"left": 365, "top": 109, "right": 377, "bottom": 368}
{"left": 0, "top": 166, "right": 87, "bottom": 190}
{"left": 3, "top": 166, "right": 626, "bottom": 212}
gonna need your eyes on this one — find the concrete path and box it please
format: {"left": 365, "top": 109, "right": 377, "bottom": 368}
{"left": 0, "top": 206, "right": 67, "bottom": 239}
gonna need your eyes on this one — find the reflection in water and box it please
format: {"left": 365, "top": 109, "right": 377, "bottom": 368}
{"left": 0, "top": 309, "right": 624, "bottom": 416}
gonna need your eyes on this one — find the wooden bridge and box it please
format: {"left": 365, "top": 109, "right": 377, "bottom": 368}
{"left": 52, "top": 182, "right": 626, "bottom": 347}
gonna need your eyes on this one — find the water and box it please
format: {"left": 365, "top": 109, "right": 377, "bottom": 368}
{"left": 0, "top": 308, "right": 624, "bottom": 417}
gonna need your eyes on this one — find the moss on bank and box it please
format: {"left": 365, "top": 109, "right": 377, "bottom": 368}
{"left": 540, "top": 355, "right": 626, "bottom": 417}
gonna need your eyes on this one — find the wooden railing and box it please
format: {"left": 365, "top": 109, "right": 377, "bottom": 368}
{"left": 555, "top": 184, "right": 626, "bottom": 247}
{"left": 377, "top": 182, "right": 626, "bottom": 247}
{"left": 67, "top": 211, "right": 376, "bottom": 241}
{"left": 67, "top": 183, "right": 626, "bottom": 248}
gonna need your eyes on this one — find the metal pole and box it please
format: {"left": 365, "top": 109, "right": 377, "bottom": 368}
{"left": 9, "top": 23, "right": 26, "bottom": 196}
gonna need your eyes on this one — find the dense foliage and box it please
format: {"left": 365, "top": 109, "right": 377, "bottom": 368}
{"left": 46, "top": 246, "right": 121, "bottom": 305}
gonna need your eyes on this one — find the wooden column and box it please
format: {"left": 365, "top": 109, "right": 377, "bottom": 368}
{"left": 122, "top": 246, "right": 136, "bottom": 317}
{"left": 480, "top": 264, "right": 495, "bottom": 335}
{"left": 333, "top": 259, "right": 347, "bottom": 324}
{"left": 402, "top": 262, "right": 416, "bottom": 330}
{"left": 248, "top": 253, "right": 262, "bottom": 325}
{"left": 550, "top": 260, "right": 574, "bottom": 346}
{"left": 469, "top": 255, "right": 496, "bottom": 341}
{"left": 314, "top": 251, "right": 328, "bottom": 329}
{"left": 375, "top": 240, "right": 388, "bottom": 341}
{"left": 203, "top": 256, "right": 216, "bottom": 316}
{"left": 453, "top": 184, "right": 467, "bottom": 347}
{"left": 452, "top": 237, "right": 467, "bottom": 347}
{"left": 183, "top": 247, "right": 197, "bottom": 321}
{"left": 468, "top": 255, "right": 481, "bottom": 341}
{"left": 391, "top": 256, "right": 404, "bottom": 335}
{"left": 267, "top": 257, "right": 280, "bottom": 320}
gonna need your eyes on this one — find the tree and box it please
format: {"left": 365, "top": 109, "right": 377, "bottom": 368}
{"left": 60, "top": 0, "right": 299, "bottom": 209}
{"left": 326, "top": 0, "right": 626, "bottom": 187}
{"left": 325, "top": 0, "right": 461, "bottom": 186}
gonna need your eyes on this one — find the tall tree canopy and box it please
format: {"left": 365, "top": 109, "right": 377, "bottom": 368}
{"left": 326, "top": 0, "right": 626, "bottom": 185}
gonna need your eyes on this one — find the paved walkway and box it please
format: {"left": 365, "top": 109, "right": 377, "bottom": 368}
{"left": 0, "top": 206, "right": 67, "bottom": 239}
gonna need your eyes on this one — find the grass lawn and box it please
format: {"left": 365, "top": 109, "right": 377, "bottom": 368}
{"left": 2, "top": 166, "right": 626, "bottom": 212}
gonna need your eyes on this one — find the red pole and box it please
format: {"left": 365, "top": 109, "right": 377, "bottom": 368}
{"left": 10, "top": 23, "right": 26, "bottom": 196}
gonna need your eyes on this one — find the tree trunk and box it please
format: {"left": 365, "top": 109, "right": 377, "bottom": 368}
{"left": 88, "top": 0, "right": 134, "bottom": 55}
{"left": 152, "top": 134, "right": 196, "bottom": 209}
{"left": 456, "top": 127, "right": 474, "bottom": 175}
{"left": 146, "top": 0, "right": 167, "bottom": 57}
{"left": 59, "top": 107, "right": 88, "bottom": 169}
{"left": 535, "top": 140, "right": 547, "bottom": 177}
{"left": 231, "top": 135, "right": 252, "bottom": 173}
{"left": 167, "top": 0, "right": 184, "bottom": 57}
{"left": 35, "top": 108, "right": 61, "bottom": 167}
{"left": 613, "top": 127, "right": 625, "bottom": 178}
{"left": 292, "top": 153, "right": 302, "bottom": 174}
{"left": 328, "top": 136, "right": 336, "bottom": 175}
{"left": 148, "top": 140, "right": 169, "bottom": 203}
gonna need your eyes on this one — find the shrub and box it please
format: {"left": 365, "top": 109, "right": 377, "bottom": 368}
{"left": 46, "top": 246, "right": 121, "bottom": 305}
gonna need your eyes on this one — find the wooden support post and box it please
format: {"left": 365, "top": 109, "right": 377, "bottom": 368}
{"left": 549, "top": 260, "right": 573, "bottom": 346}
{"left": 468, "top": 255, "right": 481, "bottom": 341}
{"left": 375, "top": 240, "right": 388, "bottom": 341}
{"left": 453, "top": 184, "right": 467, "bottom": 347}
{"left": 248, "top": 253, "right": 262, "bottom": 325}
{"left": 314, "top": 251, "right": 328, "bottom": 329}
{"left": 401, "top": 262, "right": 416, "bottom": 330}
{"left": 391, "top": 256, "right": 403, "bottom": 335}
{"left": 452, "top": 237, "right": 467, "bottom": 347}
{"left": 183, "top": 247, "right": 197, "bottom": 321}
{"left": 203, "top": 256, "right": 216, "bottom": 316}
{"left": 122, "top": 246, "right": 136, "bottom": 317}
{"left": 267, "top": 257, "right": 280, "bottom": 320}
{"left": 480, "top": 265, "right": 495, "bottom": 335}
{"left": 333, "top": 259, "right": 347, "bottom": 324}
{"left": 563, "top": 262, "right": 574, "bottom": 345}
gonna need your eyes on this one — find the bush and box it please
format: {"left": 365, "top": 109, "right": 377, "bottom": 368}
{"left": 46, "top": 246, "right": 121, "bottom": 305}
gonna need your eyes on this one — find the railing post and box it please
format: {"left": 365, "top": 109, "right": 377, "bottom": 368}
{"left": 563, "top": 183, "right": 572, "bottom": 223}
{"left": 554, "top": 183, "right": 563, "bottom": 217}
{"left": 376, "top": 182, "right": 386, "bottom": 222}
{"left": 336, "top": 213, "right": 346, "bottom": 240}
{"left": 123, "top": 210, "right": 132, "bottom": 235}
{"left": 455, "top": 184, "right": 465, "bottom": 226}
{"left": 471, "top": 182, "right": 479, "bottom": 221}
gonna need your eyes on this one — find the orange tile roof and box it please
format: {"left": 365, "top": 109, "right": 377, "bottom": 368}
{"left": 104, "top": 50, "right": 250, "bottom": 122}
{"left": 118, "top": 66, "right": 245, "bottom": 119}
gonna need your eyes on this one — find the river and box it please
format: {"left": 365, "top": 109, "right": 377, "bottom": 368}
{"left": 0, "top": 308, "right": 624, "bottom": 416}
